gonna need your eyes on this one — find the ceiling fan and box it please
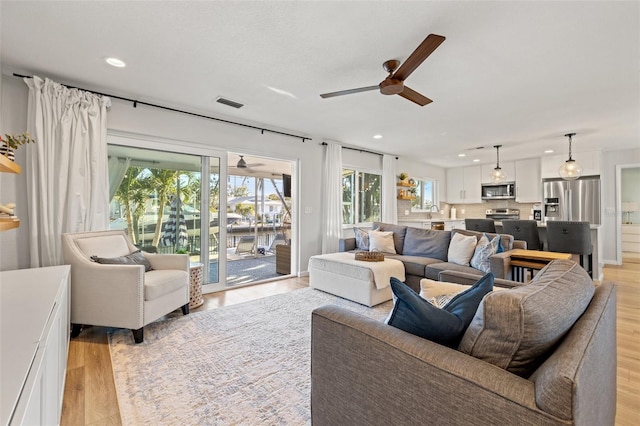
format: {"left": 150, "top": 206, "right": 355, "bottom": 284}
{"left": 320, "top": 33, "right": 445, "bottom": 106}
{"left": 231, "top": 155, "right": 265, "bottom": 171}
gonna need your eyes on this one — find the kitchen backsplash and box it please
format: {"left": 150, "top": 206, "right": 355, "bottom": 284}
{"left": 397, "top": 199, "right": 539, "bottom": 221}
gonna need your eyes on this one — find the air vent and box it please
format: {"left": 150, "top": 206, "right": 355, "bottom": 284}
{"left": 467, "top": 146, "right": 487, "bottom": 151}
{"left": 216, "top": 97, "right": 244, "bottom": 109}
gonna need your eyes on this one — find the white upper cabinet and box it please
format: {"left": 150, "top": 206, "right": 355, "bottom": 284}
{"left": 446, "top": 165, "right": 482, "bottom": 204}
{"left": 541, "top": 150, "right": 602, "bottom": 179}
{"left": 480, "top": 161, "right": 515, "bottom": 184}
{"left": 515, "top": 158, "right": 542, "bottom": 202}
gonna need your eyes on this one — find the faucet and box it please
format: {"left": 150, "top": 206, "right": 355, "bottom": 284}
{"left": 427, "top": 204, "right": 439, "bottom": 219}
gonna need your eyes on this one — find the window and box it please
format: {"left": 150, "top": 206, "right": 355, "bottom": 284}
{"left": 342, "top": 168, "right": 381, "bottom": 225}
{"left": 412, "top": 178, "right": 438, "bottom": 211}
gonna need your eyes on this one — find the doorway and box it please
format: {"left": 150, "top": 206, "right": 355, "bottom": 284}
{"left": 225, "top": 153, "right": 294, "bottom": 287}
{"left": 618, "top": 164, "right": 640, "bottom": 264}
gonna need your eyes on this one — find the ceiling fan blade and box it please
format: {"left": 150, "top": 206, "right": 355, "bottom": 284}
{"left": 393, "top": 34, "right": 445, "bottom": 82}
{"left": 320, "top": 85, "right": 379, "bottom": 99}
{"left": 398, "top": 86, "right": 432, "bottom": 106}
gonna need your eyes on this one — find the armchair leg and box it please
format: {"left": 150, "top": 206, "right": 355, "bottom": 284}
{"left": 182, "top": 303, "right": 190, "bottom": 315}
{"left": 132, "top": 328, "right": 144, "bottom": 344}
{"left": 71, "top": 323, "right": 83, "bottom": 338}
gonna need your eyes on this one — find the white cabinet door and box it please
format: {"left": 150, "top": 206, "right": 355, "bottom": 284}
{"left": 481, "top": 161, "right": 515, "bottom": 184}
{"left": 446, "top": 166, "right": 482, "bottom": 203}
{"left": 515, "top": 158, "right": 542, "bottom": 202}
{"left": 463, "top": 166, "right": 482, "bottom": 203}
{"left": 541, "top": 150, "right": 601, "bottom": 179}
{"left": 446, "top": 168, "right": 465, "bottom": 203}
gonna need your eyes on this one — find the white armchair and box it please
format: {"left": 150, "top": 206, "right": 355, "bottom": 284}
{"left": 62, "top": 230, "right": 190, "bottom": 343}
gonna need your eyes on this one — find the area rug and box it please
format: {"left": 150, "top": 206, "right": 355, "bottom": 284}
{"left": 108, "top": 288, "right": 393, "bottom": 425}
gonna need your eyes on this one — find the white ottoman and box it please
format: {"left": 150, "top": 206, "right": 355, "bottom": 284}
{"left": 308, "top": 252, "right": 405, "bottom": 307}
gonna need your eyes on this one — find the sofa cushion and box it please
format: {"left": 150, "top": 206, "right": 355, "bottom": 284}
{"left": 368, "top": 230, "right": 396, "bottom": 253}
{"left": 91, "top": 249, "right": 153, "bottom": 272}
{"left": 374, "top": 222, "right": 408, "bottom": 255}
{"left": 386, "top": 254, "right": 443, "bottom": 277}
{"left": 76, "top": 235, "right": 131, "bottom": 258}
{"left": 144, "top": 269, "right": 189, "bottom": 301}
{"left": 425, "top": 262, "right": 483, "bottom": 280}
{"left": 447, "top": 232, "right": 477, "bottom": 266}
{"left": 386, "top": 274, "right": 494, "bottom": 347}
{"left": 402, "top": 228, "right": 451, "bottom": 260}
{"left": 470, "top": 234, "right": 501, "bottom": 273}
{"left": 452, "top": 228, "right": 514, "bottom": 251}
{"left": 458, "top": 260, "right": 595, "bottom": 377}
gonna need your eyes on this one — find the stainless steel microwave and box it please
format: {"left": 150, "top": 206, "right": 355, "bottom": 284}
{"left": 481, "top": 182, "right": 516, "bottom": 200}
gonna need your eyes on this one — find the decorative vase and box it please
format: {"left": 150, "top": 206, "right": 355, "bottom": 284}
{"left": 0, "top": 142, "right": 15, "bottom": 162}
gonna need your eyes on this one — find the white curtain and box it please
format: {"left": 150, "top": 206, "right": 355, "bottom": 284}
{"left": 25, "top": 76, "right": 111, "bottom": 267}
{"left": 108, "top": 156, "right": 131, "bottom": 201}
{"left": 321, "top": 142, "right": 343, "bottom": 253}
{"left": 382, "top": 154, "right": 398, "bottom": 224}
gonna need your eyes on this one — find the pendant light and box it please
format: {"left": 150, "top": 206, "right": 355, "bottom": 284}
{"left": 489, "top": 145, "right": 506, "bottom": 183}
{"left": 558, "top": 133, "right": 582, "bottom": 180}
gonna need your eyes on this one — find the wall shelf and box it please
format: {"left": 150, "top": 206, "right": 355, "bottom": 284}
{"left": 397, "top": 181, "right": 413, "bottom": 187}
{"left": 0, "top": 219, "right": 20, "bottom": 231}
{"left": 0, "top": 155, "right": 21, "bottom": 174}
{"left": 397, "top": 196, "right": 416, "bottom": 200}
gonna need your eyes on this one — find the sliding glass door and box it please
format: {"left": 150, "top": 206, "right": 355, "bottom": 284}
{"left": 107, "top": 144, "right": 222, "bottom": 286}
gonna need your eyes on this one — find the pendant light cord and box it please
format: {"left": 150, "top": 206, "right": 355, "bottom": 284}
{"left": 494, "top": 145, "right": 501, "bottom": 169}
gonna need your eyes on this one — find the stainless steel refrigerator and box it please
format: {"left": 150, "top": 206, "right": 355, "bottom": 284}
{"left": 543, "top": 177, "right": 601, "bottom": 225}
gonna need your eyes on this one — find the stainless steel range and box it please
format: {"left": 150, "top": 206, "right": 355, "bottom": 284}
{"left": 485, "top": 208, "right": 520, "bottom": 221}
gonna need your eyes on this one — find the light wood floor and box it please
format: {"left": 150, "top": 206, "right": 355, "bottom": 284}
{"left": 60, "top": 265, "right": 639, "bottom": 426}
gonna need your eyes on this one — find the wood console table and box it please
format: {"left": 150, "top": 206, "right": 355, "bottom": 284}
{"left": 509, "top": 249, "right": 572, "bottom": 282}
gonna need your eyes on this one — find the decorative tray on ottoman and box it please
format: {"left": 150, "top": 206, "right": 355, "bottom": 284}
{"left": 355, "top": 251, "right": 385, "bottom": 262}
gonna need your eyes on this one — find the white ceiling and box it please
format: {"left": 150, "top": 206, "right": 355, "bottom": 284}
{"left": 1, "top": 1, "right": 638, "bottom": 168}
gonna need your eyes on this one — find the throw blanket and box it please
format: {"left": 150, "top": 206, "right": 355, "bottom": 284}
{"left": 309, "top": 252, "right": 405, "bottom": 289}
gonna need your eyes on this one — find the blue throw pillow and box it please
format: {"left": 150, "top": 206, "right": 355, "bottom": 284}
{"left": 385, "top": 273, "right": 494, "bottom": 347}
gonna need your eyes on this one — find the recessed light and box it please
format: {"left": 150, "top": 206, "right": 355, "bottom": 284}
{"left": 373, "top": 134, "right": 382, "bottom": 139}
{"left": 544, "top": 149, "right": 554, "bottom": 154}
{"left": 105, "top": 57, "right": 126, "bottom": 68}
{"left": 472, "top": 159, "right": 480, "bottom": 162}
{"left": 458, "top": 153, "right": 466, "bottom": 157}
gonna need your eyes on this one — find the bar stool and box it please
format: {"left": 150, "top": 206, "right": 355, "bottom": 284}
{"left": 546, "top": 221, "right": 592, "bottom": 278}
{"left": 501, "top": 220, "right": 542, "bottom": 250}
{"left": 464, "top": 218, "right": 496, "bottom": 233}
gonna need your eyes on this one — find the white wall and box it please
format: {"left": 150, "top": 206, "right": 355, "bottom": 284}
{"left": 601, "top": 147, "right": 640, "bottom": 264}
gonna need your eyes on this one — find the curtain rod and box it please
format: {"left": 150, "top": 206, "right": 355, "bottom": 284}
{"left": 321, "top": 142, "right": 398, "bottom": 159}
{"left": 13, "top": 73, "right": 310, "bottom": 143}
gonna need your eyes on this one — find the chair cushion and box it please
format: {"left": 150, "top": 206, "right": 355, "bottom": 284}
{"left": 76, "top": 235, "right": 130, "bottom": 258}
{"left": 91, "top": 250, "right": 153, "bottom": 271}
{"left": 144, "top": 270, "right": 189, "bottom": 301}
{"left": 385, "top": 274, "right": 494, "bottom": 348}
{"left": 458, "top": 259, "right": 595, "bottom": 377}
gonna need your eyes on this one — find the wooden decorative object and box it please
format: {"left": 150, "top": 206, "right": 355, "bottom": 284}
{"left": 355, "top": 251, "right": 385, "bottom": 262}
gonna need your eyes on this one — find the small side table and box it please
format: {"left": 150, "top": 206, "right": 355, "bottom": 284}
{"left": 189, "top": 262, "right": 204, "bottom": 308}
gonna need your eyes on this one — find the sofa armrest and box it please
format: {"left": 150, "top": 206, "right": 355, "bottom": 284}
{"left": 489, "top": 250, "right": 518, "bottom": 280}
{"left": 311, "top": 305, "right": 552, "bottom": 425}
{"left": 513, "top": 240, "right": 527, "bottom": 249}
{"left": 145, "top": 253, "right": 189, "bottom": 271}
{"left": 438, "top": 270, "right": 523, "bottom": 289}
{"left": 338, "top": 237, "right": 356, "bottom": 252}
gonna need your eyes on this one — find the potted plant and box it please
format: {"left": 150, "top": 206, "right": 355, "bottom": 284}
{"left": 1, "top": 132, "right": 35, "bottom": 162}
{"left": 398, "top": 172, "right": 408, "bottom": 183}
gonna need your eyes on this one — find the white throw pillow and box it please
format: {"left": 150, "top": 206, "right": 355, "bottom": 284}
{"left": 368, "top": 230, "right": 396, "bottom": 254}
{"left": 447, "top": 232, "right": 477, "bottom": 266}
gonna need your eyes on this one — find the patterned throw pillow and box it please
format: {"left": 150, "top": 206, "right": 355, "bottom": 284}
{"left": 353, "top": 227, "right": 370, "bottom": 251}
{"left": 91, "top": 249, "right": 153, "bottom": 272}
{"left": 470, "top": 234, "right": 501, "bottom": 273}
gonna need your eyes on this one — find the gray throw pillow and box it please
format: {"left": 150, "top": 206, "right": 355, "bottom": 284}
{"left": 458, "top": 260, "right": 595, "bottom": 377}
{"left": 402, "top": 227, "right": 451, "bottom": 261}
{"left": 91, "top": 249, "right": 153, "bottom": 272}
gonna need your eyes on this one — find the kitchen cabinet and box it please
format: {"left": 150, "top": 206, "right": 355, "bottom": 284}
{"left": 480, "top": 161, "right": 515, "bottom": 184}
{"left": 515, "top": 158, "right": 542, "bottom": 202}
{"left": 541, "top": 150, "right": 601, "bottom": 179}
{"left": 622, "top": 224, "right": 640, "bottom": 253}
{"left": 1, "top": 266, "right": 70, "bottom": 426}
{"left": 446, "top": 166, "right": 482, "bottom": 204}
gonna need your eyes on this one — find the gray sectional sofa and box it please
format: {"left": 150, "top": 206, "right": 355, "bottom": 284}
{"left": 311, "top": 260, "right": 617, "bottom": 425}
{"left": 339, "top": 222, "right": 526, "bottom": 292}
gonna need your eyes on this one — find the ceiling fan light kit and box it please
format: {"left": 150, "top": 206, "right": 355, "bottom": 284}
{"left": 558, "top": 133, "right": 582, "bottom": 180}
{"left": 236, "top": 155, "right": 247, "bottom": 169}
{"left": 319, "top": 33, "right": 445, "bottom": 106}
{"left": 490, "top": 145, "right": 506, "bottom": 183}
